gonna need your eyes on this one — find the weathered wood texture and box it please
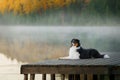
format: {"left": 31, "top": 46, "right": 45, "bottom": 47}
{"left": 87, "top": 74, "right": 93, "bottom": 80}
{"left": 30, "top": 74, "right": 35, "bottom": 80}
{"left": 20, "top": 52, "right": 120, "bottom": 80}
{"left": 24, "top": 74, "right": 28, "bottom": 80}
{"left": 42, "top": 74, "right": 46, "bottom": 80}
{"left": 21, "top": 65, "right": 110, "bottom": 74}
{"left": 51, "top": 74, "right": 55, "bottom": 80}
{"left": 61, "top": 74, "right": 65, "bottom": 80}
{"left": 80, "top": 74, "right": 85, "bottom": 80}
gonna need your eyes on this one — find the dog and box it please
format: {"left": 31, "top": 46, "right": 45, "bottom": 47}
{"left": 60, "top": 39, "right": 109, "bottom": 59}
{"left": 71, "top": 38, "right": 110, "bottom": 59}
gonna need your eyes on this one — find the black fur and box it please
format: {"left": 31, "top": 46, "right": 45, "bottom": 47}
{"left": 77, "top": 47, "right": 104, "bottom": 59}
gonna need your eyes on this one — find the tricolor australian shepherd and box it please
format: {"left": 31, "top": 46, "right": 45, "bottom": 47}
{"left": 60, "top": 39, "right": 110, "bottom": 59}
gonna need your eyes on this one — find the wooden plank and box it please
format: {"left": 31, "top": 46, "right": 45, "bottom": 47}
{"left": 30, "top": 74, "right": 35, "bottom": 80}
{"left": 87, "top": 74, "right": 93, "bottom": 80}
{"left": 61, "top": 74, "right": 65, "bottom": 80}
{"left": 21, "top": 66, "right": 109, "bottom": 74}
{"left": 42, "top": 74, "right": 46, "bottom": 80}
{"left": 24, "top": 74, "right": 28, "bottom": 80}
{"left": 51, "top": 74, "right": 55, "bottom": 80}
{"left": 80, "top": 74, "right": 85, "bottom": 80}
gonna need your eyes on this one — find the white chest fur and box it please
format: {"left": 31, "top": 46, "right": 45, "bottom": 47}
{"left": 69, "top": 46, "right": 80, "bottom": 59}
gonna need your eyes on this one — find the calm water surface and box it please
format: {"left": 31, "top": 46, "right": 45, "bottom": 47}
{"left": 0, "top": 53, "right": 52, "bottom": 80}
{"left": 0, "top": 53, "right": 23, "bottom": 80}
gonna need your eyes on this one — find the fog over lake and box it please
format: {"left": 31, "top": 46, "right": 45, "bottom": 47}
{"left": 0, "top": 26, "right": 120, "bottom": 80}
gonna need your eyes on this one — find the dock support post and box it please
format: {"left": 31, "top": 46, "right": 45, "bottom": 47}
{"left": 80, "top": 74, "right": 85, "bottom": 80}
{"left": 87, "top": 74, "right": 93, "bottom": 80}
{"left": 42, "top": 74, "right": 46, "bottom": 80}
{"left": 61, "top": 74, "right": 65, "bottom": 80}
{"left": 30, "top": 74, "right": 35, "bottom": 80}
{"left": 24, "top": 74, "right": 28, "bottom": 80}
{"left": 68, "top": 74, "right": 74, "bottom": 80}
{"left": 51, "top": 74, "right": 55, "bottom": 80}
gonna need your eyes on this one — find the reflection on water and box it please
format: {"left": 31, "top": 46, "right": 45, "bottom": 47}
{"left": 0, "top": 53, "right": 24, "bottom": 80}
{"left": 0, "top": 53, "right": 59, "bottom": 80}
{"left": 0, "top": 53, "right": 23, "bottom": 65}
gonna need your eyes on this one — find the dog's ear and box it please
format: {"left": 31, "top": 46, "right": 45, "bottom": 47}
{"left": 71, "top": 38, "right": 78, "bottom": 43}
{"left": 71, "top": 38, "right": 75, "bottom": 43}
{"left": 76, "top": 39, "right": 81, "bottom": 47}
{"left": 76, "top": 39, "right": 80, "bottom": 43}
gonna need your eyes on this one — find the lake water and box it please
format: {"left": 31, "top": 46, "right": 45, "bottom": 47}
{"left": 0, "top": 53, "right": 55, "bottom": 80}
{"left": 0, "top": 53, "right": 64, "bottom": 80}
{"left": 0, "top": 26, "right": 120, "bottom": 80}
{"left": 0, "top": 53, "right": 23, "bottom": 80}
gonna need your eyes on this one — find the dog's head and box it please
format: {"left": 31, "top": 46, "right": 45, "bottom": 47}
{"left": 71, "top": 39, "right": 80, "bottom": 47}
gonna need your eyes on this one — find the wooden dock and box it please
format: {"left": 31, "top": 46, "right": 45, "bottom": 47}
{"left": 20, "top": 52, "right": 120, "bottom": 80}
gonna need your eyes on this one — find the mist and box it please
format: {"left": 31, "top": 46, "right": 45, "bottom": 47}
{"left": 0, "top": 26, "right": 120, "bottom": 62}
